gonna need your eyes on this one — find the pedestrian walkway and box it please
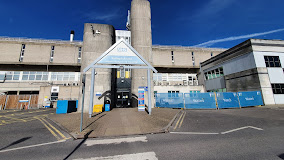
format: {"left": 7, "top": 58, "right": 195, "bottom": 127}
{"left": 48, "top": 108, "right": 180, "bottom": 139}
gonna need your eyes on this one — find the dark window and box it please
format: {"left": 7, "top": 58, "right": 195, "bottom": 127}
{"left": 171, "top": 51, "right": 174, "bottom": 62}
{"left": 264, "top": 56, "right": 281, "bottom": 67}
{"left": 271, "top": 84, "right": 284, "bottom": 94}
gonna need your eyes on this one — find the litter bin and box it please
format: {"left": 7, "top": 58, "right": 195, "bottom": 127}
{"left": 105, "top": 100, "right": 110, "bottom": 112}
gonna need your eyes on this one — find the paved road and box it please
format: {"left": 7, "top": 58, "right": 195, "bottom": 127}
{"left": 0, "top": 107, "right": 284, "bottom": 160}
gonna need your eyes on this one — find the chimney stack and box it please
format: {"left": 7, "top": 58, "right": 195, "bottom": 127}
{"left": 70, "top": 30, "right": 75, "bottom": 42}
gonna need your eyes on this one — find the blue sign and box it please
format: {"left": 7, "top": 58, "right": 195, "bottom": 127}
{"left": 217, "top": 92, "right": 240, "bottom": 108}
{"left": 184, "top": 93, "right": 217, "bottom": 109}
{"left": 238, "top": 91, "right": 263, "bottom": 107}
{"left": 155, "top": 93, "right": 184, "bottom": 108}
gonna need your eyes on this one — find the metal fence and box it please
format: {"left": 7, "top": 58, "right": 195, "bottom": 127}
{"left": 155, "top": 91, "right": 264, "bottom": 109}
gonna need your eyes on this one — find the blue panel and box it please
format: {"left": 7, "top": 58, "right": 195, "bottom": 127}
{"left": 76, "top": 100, "right": 78, "bottom": 108}
{"left": 105, "top": 104, "right": 110, "bottom": 111}
{"left": 56, "top": 100, "right": 68, "bottom": 114}
{"left": 238, "top": 91, "right": 264, "bottom": 107}
{"left": 155, "top": 93, "right": 184, "bottom": 108}
{"left": 184, "top": 93, "right": 217, "bottom": 109}
{"left": 216, "top": 92, "right": 240, "bottom": 109}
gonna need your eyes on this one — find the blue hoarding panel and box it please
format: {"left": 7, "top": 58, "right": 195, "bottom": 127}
{"left": 56, "top": 100, "right": 68, "bottom": 114}
{"left": 184, "top": 93, "right": 217, "bottom": 109}
{"left": 155, "top": 93, "right": 184, "bottom": 108}
{"left": 238, "top": 91, "right": 263, "bottom": 107}
{"left": 217, "top": 92, "right": 240, "bottom": 109}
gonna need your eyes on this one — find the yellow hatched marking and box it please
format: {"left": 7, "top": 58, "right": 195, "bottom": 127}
{"left": 179, "top": 112, "right": 186, "bottom": 128}
{"left": 41, "top": 118, "right": 66, "bottom": 140}
{"left": 4, "top": 116, "right": 27, "bottom": 122}
{"left": 174, "top": 111, "right": 185, "bottom": 131}
{"left": 36, "top": 117, "right": 60, "bottom": 140}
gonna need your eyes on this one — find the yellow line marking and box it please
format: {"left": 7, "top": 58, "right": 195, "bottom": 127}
{"left": 179, "top": 112, "right": 186, "bottom": 128}
{"left": 41, "top": 118, "right": 66, "bottom": 140}
{"left": 36, "top": 117, "right": 60, "bottom": 140}
{"left": 174, "top": 111, "right": 185, "bottom": 131}
{"left": 4, "top": 116, "right": 27, "bottom": 122}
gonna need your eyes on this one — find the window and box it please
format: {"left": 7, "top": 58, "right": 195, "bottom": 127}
{"left": 205, "top": 67, "right": 224, "bottom": 80}
{"left": 78, "top": 47, "right": 82, "bottom": 63}
{"left": 19, "top": 44, "right": 25, "bottom": 62}
{"left": 264, "top": 56, "right": 281, "bottom": 67}
{"left": 211, "top": 52, "right": 213, "bottom": 57}
{"left": 168, "top": 91, "right": 179, "bottom": 97}
{"left": 171, "top": 51, "right": 174, "bottom": 63}
{"left": 271, "top": 84, "right": 284, "bottom": 94}
{"left": 50, "top": 46, "right": 55, "bottom": 62}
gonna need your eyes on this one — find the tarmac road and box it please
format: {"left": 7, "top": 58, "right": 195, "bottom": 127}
{"left": 0, "top": 107, "right": 284, "bottom": 160}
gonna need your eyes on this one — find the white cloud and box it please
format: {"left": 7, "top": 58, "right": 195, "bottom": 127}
{"left": 191, "top": 0, "right": 235, "bottom": 20}
{"left": 84, "top": 10, "right": 120, "bottom": 22}
{"left": 193, "top": 28, "right": 284, "bottom": 47}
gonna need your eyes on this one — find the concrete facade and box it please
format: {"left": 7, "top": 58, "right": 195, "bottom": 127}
{"left": 79, "top": 23, "right": 115, "bottom": 113}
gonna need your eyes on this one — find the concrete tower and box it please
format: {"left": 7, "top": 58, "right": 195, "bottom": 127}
{"left": 78, "top": 24, "right": 115, "bottom": 112}
{"left": 130, "top": 0, "right": 154, "bottom": 107}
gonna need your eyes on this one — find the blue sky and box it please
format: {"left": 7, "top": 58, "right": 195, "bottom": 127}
{"left": 1, "top": 0, "right": 284, "bottom": 48}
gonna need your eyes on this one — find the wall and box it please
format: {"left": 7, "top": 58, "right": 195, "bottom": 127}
{"left": 0, "top": 38, "right": 82, "bottom": 66}
{"left": 154, "top": 85, "right": 204, "bottom": 93}
{"left": 205, "top": 77, "right": 226, "bottom": 91}
{"left": 79, "top": 23, "right": 115, "bottom": 113}
{"left": 152, "top": 46, "right": 225, "bottom": 68}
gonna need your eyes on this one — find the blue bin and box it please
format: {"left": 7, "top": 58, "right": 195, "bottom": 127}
{"left": 105, "top": 104, "right": 110, "bottom": 111}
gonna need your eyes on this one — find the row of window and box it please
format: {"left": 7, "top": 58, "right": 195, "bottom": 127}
{"left": 208, "top": 88, "right": 227, "bottom": 93}
{"left": 170, "top": 51, "right": 214, "bottom": 65}
{"left": 205, "top": 67, "right": 224, "bottom": 80}
{"left": 18, "top": 44, "right": 82, "bottom": 63}
{"left": 153, "top": 73, "right": 197, "bottom": 82}
{"left": 4, "top": 71, "right": 80, "bottom": 81}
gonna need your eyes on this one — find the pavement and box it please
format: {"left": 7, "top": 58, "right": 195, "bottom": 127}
{"left": 48, "top": 108, "right": 180, "bottom": 139}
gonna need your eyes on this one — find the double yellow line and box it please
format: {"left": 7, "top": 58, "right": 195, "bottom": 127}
{"left": 173, "top": 111, "right": 186, "bottom": 131}
{"left": 36, "top": 117, "right": 67, "bottom": 141}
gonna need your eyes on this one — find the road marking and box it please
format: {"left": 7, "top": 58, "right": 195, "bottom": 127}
{"left": 0, "top": 140, "right": 66, "bottom": 153}
{"left": 174, "top": 111, "right": 185, "bottom": 131}
{"left": 73, "top": 152, "right": 158, "bottom": 160}
{"left": 41, "top": 118, "right": 66, "bottom": 140}
{"left": 221, "top": 126, "right": 263, "bottom": 134}
{"left": 36, "top": 117, "right": 61, "bottom": 140}
{"left": 85, "top": 136, "right": 148, "bottom": 146}
{"left": 170, "top": 132, "right": 219, "bottom": 135}
{"left": 179, "top": 112, "right": 186, "bottom": 128}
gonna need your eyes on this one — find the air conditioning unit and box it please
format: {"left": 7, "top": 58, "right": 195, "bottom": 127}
{"left": 183, "top": 81, "right": 188, "bottom": 86}
{"left": 189, "top": 81, "right": 193, "bottom": 86}
{"left": 158, "top": 82, "right": 163, "bottom": 86}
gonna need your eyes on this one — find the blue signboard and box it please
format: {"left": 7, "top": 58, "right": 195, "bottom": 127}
{"left": 217, "top": 92, "right": 240, "bottom": 109}
{"left": 238, "top": 91, "right": 263, "bottom": 107}
{"left": 155, "top": 93, "right": 184, "bottom": 108}
{"left": 138, "top": 88, "right": 145, "bottom": 111}
{"left": 184, "top": 93, "right": 217, "bottom": 109}
{"left": 98, "top": 41, "right": 146, "bottom": 65}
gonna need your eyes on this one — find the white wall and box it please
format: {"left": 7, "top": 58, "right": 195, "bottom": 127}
{"left": 253, "top": 51, "right": 284, "bottom": 68}
{"left": 267, "top": 68, "right": 284, "bottom": 83}
{"left": 154, "top": 85, "right": 205, "bottom": 93}
{"left": 274, "top": 94, "right": 284, "bottom": 104}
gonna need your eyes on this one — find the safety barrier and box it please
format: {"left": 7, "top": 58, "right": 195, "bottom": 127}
{"left": 216, "top": 92, "right": 240, "bottom": 109}
{"left": 184, "top": 93, "right": 216, "bottom": 109}
{"left": 238, "top": 91, "right": 263, "bottom": 107}
{"left": 155, "top": 91, "right": 264, "bottom": 109}
{"left": 155, "top": 93, "right": 184, "bottom": 108}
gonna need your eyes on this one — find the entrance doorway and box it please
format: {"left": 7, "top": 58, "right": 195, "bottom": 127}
{"left": 116, "top": 90, "right": 131, "bottom": 107}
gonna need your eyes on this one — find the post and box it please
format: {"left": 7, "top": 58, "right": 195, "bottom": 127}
{"left": 147, "top": 68, "right": 152, "bottom": 115}
{"left": 89, "top": 68, "right": 95, "bottom": 118}
{"left": 28, "top": 95, "right": 31, "bottom": 109}
{"left": 4, "top": 95, "right": 8, "bottom": 110}
{"left": 80, "top": 74, "right": 86, "bottom": 132}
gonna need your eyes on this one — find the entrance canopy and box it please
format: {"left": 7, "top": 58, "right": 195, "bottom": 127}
{"left": 83, "top": 39, "right": 157, "bottom": 73}
{"left": 82, "top": 39, "right": 157, "bottom": 118}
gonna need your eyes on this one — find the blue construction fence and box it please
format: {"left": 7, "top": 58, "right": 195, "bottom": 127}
{"left": 155, "top": 91, "right": 263, "bottom": 109}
